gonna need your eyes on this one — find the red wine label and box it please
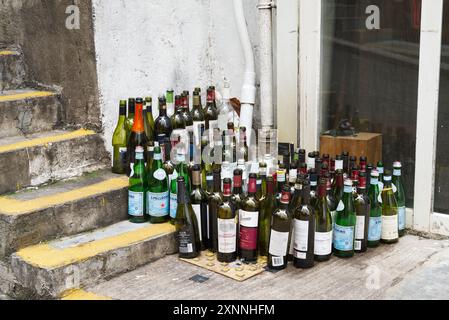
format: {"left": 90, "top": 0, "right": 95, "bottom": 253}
{"left": 239, "top": 226, "right": 258, "bottom": 250}
{"left": 359, "top": 176, "right": 367, "bottom": 188}
{"left": 233, "top": 175, "right": 242, "bottom": 188}
{"left": 223, "top": 183, "right": 232, "bottom": 196}
{"left": 248, "top": 179, "right": 257, "bottom": 193}
{"left": 280, "top": 192, "right": 290, "bottom": 204}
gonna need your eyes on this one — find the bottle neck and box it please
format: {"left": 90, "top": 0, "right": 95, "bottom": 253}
{"left": 132, "top": 103, "right": 145, "bottom": 133}
{"left": 223, "top": 182, "right": 232, "bottom": 198}
{"left": 177, "top": 180, "right": 189, "bottom": 204}
{"left": 192, "top": 171, "right": 202, "bottom": 188}
{"left": 213, "top": 174, "right": 222, "bottom": 192}
{"left": 159, "top": 105, "right": 167, "bottom": 117}
{"left": 248, "top": 178, "right": 257, "bottom": 195}
{"left": 318, "top": 183, "right": 327, "bottom": 198}
{"left": 233, "top": 175, "right": 243, "bottom": 194}
{"left": 301, "top": 186, "right": 311, "bottom": 205}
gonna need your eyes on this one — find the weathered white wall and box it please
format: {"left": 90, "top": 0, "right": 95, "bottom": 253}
{"left": 92, "top": 0, "right": 260, "bottom": 153}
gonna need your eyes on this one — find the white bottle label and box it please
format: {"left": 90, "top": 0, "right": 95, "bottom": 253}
{"left": 314, "top": 231, "right": 332, "bottom": 256}
{"left": 217, "top": 218, "right": 237, "bottom": 254}
{"left": 192, "top": 204, "right": 204, "bottom": 241}
{"left": 271, "top": 256, "right": 284, "bottom": 267}
{"left": 128, "top": 191, "right": 144, "bottom": 217}
{"left": 308, "top": 158, "right": 315, "bottom": 170}
{"left": 294, "top": 220, "right": 309, "bottom": 252}
{"left": 154, "top": 168, "right": 167, "bottom": 181}
{"left": 269, "top": 230, "right": 290, "bottom": 257}
{"left": 355, "top": 215, "right": 366, "bottom": 240}
{"left": 240, "top": 210, "right": 259, "bottom": 228}
{"left": 354, "top": 240, "right": 362, "bottom": 251}
{"left": 335, "top": 160, "right": 344, "bottom": 170}
{"left": 382, "top": 214, "right": 399, "bottom": 240}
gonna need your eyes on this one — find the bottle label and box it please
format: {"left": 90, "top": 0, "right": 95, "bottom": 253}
{"left": 355, "top": 215, "right": 366, "bottom": 240}
{"left": 269, "top": 229, "right": 289, "bottom": 257}
{"left": 368, "top": 216, "right": 382, "bottom": 241}
{"left": 119, "top": 147, "right": 127, "bottom": 167}
{"left": 392, "top": 183, "right": 398, "bottom": 194}
{"left": 314, "top": 231, "right": 332, "bottom": 256}
{"left": 333, "top": 224, "right": 354, "bottom": 251}
{"left": 336, "top": 200, "right": 345, "bottom": 212}
{"left": 240, "top": 210, "right": 259, "bottom": 228}
{"left": 239, "top": 226, "right": 258, "bottom": 251}
{"left": 218, "top": 218, "right": 237, "bottom": 254}
{"left": 192, "top": 204, "right": 204, "bottom": 241}
{"left": 135, "top": 151, "right": 144, "bottom": 160}
{"left": 169, "top": 192, "right": 178, "bottom": 219}
{"left": 128, "top": 191, "right": 144, "bottom": 217}
{"left": 178, "top": 229, "right": 194, "bottom": 254}
{"left": 335, "top": 159, "right": 344, "bottom": 170}
{"left": 393, "top": 169, "right": 401, "bottom": 176}
{"left": 147, "top": 191, "right": 169, "bottom": 217}
{"left": 308, "top": 158, "right": 315, "bottom": 170}
{"left": 354, "top": 240, "right": 362, "bottom": 251}
{"left": 153, "top": 168, "right": 167, "bottom": 181}
{"left": 398, "top": 206, "right": 406, "bottom": 231}
{"left": 382, "top": 214, "right": 399, "bottom": 240}
{"left": 294, "top": 220, "right": 309, "bottom": 252}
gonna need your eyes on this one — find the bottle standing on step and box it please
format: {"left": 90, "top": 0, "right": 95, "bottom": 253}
{"left": 208, "top": 168, "right": 224, "bottom": 252}
{"left": 147, "top": 145, "right": 169, "bottom": 223}
{"left": 128, "top": 146, "right": 148, "bottom": 223}
{"left": 155, "top": 96, "right": 173, "bottom": 144}
{"left": 268, "top": 185, "right": 293, "bottom": 270}
{"left": 169, "top": 149, "right": 190, "bottom": 224}
{"left": 354, "top": 172, "right": 371, "bottom": 253}
{"left": 112, "top": 100, "right": 128, "bottom": 174}
{"left": 333, "top": 179, "right": 356, "bottom": 258}
{"left": 125, "top": 98, "right": 135, "bottom": 134}
{"left": 392, "top": 161, "right": 406, "bottom": 237}
{"left": 144, "top": 97, "right": 155, "bottom": 162}
{"left": 367, "top": 170, "right": 382, "bottom": 248}
{"left": 217, "top": 178, "right": 238, "bottom": 263}
{"left": 175, "top": 177, "right": 201, "bottom": 259}
{"left": 293, "top": 180, "right": 315, "bottom": 269}
{"left": 190, "top": 165, "right": 209, "bottom": 250}
{"left": 381, "top": 170, "right": 399, "bottom": 244}
{"left": 258, "top": 176, "right": 276, "bottom": 257}
{"left": 314, "top": 177, "right": 333, "bottom": 262}
{"left": 126, "top": 98, "right": 149, "bottom": 177}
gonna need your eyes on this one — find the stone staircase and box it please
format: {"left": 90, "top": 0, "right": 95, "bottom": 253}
{"left": 0, "top": 47, "right": 176, "bottom": 299}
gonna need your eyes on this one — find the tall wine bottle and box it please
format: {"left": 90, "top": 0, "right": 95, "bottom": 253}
{"left": 204, "top": 87, "right": 218, "bottom": 131}
{"left": 190, "top": 165, "right": 209, "bottom": 250}
{"left": 217, "top": 178, "right": 238, "bottom": 262}
{"left": 392, "top": 161, "right": 406, "bottom": 237}
{"left": 155, "top": 96, "right": 173, "bottom": 140}
{"left": 333, "top": 179, "right": 356, "bottom": 258}
{"left": 175, "top": 177, "right": 201, "bottom": 259}
{"left": 125, "top": 98, "right": 135, "bottom": 134}
{"left": 239, "top": 173, "right": 260, "bottom": 262}
{"left": 208, "top": 168, "right": 224, "bottom": 252}
{"left": 147, "top": 145, "right": 169, "bottom": 223}
{"left": 166, "top": 89, "right": 175, "bottom": 118}
{"left": 128, "top": 146, "right": 148, "bottom": 223}
{"left": 126, "top": 98, "right": 149, "bottom": 176}
{"left": 314, "top": 177, "right": 333, "bottom": 262}
{"left": 293, "top": 180, "right": 315, "bottom": 269}
{"left": 191, "top": 90, "right": 205, "bottom": 146}
{"left": 354, "top": 172, "right": 371, "bottom": 253}
{"left": 381, "top": 171, "right": 399, "bottom": 244}
{"left": 112, "top": 100, "right": 128, "bottom": 174}
{"left": 237, "top": 127, "right": 249, "bottom": 162}
{"left": 169, "top": 150, "right": 190, "bottom": 223}
{"left": 367, "top": 170, "right": 382, "bottom": 247}
{"left": 181, "top": 92, "right": 194, "bottom": 134}
{"left": 268, "top": 186, "right": 292, "bottom": 270}
{"left": 144, "top": 97, "right": 155, "bottom": 164}
{"left": 258, "top": 176, "right": 275, "bottom": 257}
{"left": 328, "top": 169, "right": 344, "bottom": 225}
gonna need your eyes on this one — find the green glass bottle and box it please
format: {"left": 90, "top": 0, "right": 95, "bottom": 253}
{"left": 112, "top": 100, "right": 128, "bottom": 174}
{"left": 314, "top": 178, "right": 333, "bottom": 262}
{"left": 208, "top": 168, "right": 224, "bottom": 252}
{"left": 268, "top": 186, "right": 292, "bottom": 270}
{"left": 354, "top": 172, "right": 371, "bottom": 253}
{"left": 377, "top": 161, "right": 385, "bottom": 190}
{"left": 381, "top": 170, "right": 399, "bottom": 244}
{"left": 237, "top": 127, "right": 249, "bottom": 162}
{"left": 191, "top": 90, "right": 205, "bottom": 147}
{"left": 333, "top": 179, "right": 356, "bottom": 258}
{"left": 309, "top": 170, "right": 319, "bottom": 208}
{"left": 204, "top": 87, "right": 219, "bottom": 130}
{"left": 125, "top": 98, "right": 135, "bottom": 135}
{"left": 181, "top": 92, "right": 194, "bottom": 133}
{"left": 175, "top": 177, "right": 201, "bottom": 259}
{"left": 258, "top": 176, "right": 276, "bottom": 257}
{"left": 144, "top": 97, "right": 155, "bottom": 141}
{"left": 169, "top": 150, "right": 191, "bottom": 223}
{"left": 155, "top": 96, "right": 173, "bottom": 141}
{"left": 293, "top": 181, "right": 315, "bottom": 269}
{"left": 128, "top": 146, "right": 148, "bottom": 223}
{"left": 239, "top": 173, "right": 260, "bottom": 262}
{"left": 147, "top": 145, "right": 169, "bottom": 223}
{"left": 166, "top": 89, "right": 175, "bottom": 118}
{"left": 328, "top": 169, "right": 344, "bottom": 226}
{"left": 393, "top": 161, "right": 406, "bottom": 237}
{"left": 367, "top": 170, "right": 382, "bottom": 247}
{"left": 190, "top": 165, "right": 209, "bottom": 250}
{"left": 171, "top": 95, "right": 187, "bottom": 130}
{"left": 217, "top": 178, "right": 238, "bottom": 263}
{"left": 231, "top": 169, "right": 245, "bottom": 256}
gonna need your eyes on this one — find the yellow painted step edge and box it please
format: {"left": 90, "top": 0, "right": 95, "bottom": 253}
{"left": 0, "top": 176, "right": 128, "bottom": 216}
{"left": 0, "top": 129, "right": 96, "bottom": 153}
{"left": 0, "top": 50, "right": 18, "bottom": 56}
{"left": 61, "top": 289, "right": 112, "bottom": 301}
{"left": 0, "top": 91, "right": 55, "bottom": 102}
{"left": 16, "top": 223, "right": 176, "bottom": 269}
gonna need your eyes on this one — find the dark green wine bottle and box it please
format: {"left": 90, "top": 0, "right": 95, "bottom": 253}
{"left": 268, "top": 186, "right": 292, "bottom": 270}
{"left": 112, "top": 100, "right": 128, "bottom": 174}
{"left": 128, "top": 146, "right": 148, "bottom": 223}
{"left": 217, "top": 179, "right": 238, "bottom": 262}
{"left": 147, "top": 145, "right": 169, "bottom": 223}
{"left": 171, "top": 95, "right": 186, "bottom": 130}
{"left": 125, "top": 98, "right": 135, "bottom": 135}
{"left": 314, "top": 178, "right": 333, "bottom": 262}
{"left": 190, "top": 165, "right": 209, "bottom": 250}
{"left": 208, "top": 168, "right": 223, "bottom": 252}
{"left": 354, "top": 172, "right": 371, "bottom": 253}
{"left": 169, "top": 151, "right": 190, "bottom": 223}
{"left": 333, "top": 179, "right": 356, "bottom": 258}
{"left": 204, "top": 87, "right": 218, "bottom": 130}
{"left": 393, "top": 161, "right": 406, "bottom": 237}
{"left": 258, "top": 176, "right": 275, "bottom": 257}
{"left": 367, "top": 170, "right": 382, "bottom": 247}
{"left": 175, "top": 177, "right": 201, "bottom": 259}
{"left": 155, "top": 96, "right": 173, "bottom": 140}
{"left": 381, "top": 171, "right": 399, "bottom": 244}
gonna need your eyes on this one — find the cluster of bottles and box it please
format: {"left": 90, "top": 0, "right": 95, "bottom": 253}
{"left": 167, "top": 149, "right": 407, "bottom": 269}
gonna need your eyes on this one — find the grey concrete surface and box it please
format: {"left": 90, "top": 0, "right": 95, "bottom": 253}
{"left": 0, "top": 170, "right": 127, "bottom": 258}
{"left": 86, "top": 235, "right": 449, "bottom": 300}
{"left": 0, "top": 48, "right": 26, "bottom": 91}
{"left": 0, "top": 89, "right": 63, "bottom": 138}
{"left": 0, "top": 130, "right": 109, "bottom": 195}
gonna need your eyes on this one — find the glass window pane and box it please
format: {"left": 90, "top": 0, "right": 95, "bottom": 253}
{"left": 320, "top": 0, "right": 421, "bottom": 206}
{"left": 434, "top": 0, "right": 449, "bottom": 214}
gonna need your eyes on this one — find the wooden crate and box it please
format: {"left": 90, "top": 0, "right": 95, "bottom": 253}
{"left": 320, "top": 132, "right": 382, "bottom": 164}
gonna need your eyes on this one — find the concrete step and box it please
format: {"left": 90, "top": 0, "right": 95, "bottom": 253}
{"left": 0, "top": 49, "right": 26, "bottom": 91}
{"left": 0, "top": 129, "right": 110, "bottom": 195}
{"left": 0, "top": 170, "right": 128, "bottom": 258}
{"left": 10, "top": 221, "right": 176, "bottom": 299}
{"left": 0, "top": 89, "right": 62, "bottom": 138}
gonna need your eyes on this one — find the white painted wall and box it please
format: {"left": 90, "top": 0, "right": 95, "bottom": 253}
{"left": 92, "top": 0, "right": 260, "bottom": 154}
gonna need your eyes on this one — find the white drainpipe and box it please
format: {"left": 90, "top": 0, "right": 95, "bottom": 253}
{"left": 258, "top": 0, "right": 274, "bottom": 129}
{"left": 233, "top": 0, "right": 257, "bottom": 144}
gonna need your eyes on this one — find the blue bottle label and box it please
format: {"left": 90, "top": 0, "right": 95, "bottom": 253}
{"left": 398, "top": 206, "right": 406, "bottom": 230}
{"left": 170, "top": 192, "right": 178, "bottom": 219}
{"left": 128, "top": 191, "right": 144, "bottom": 217}
{"left": 368, "top": 216, "right": 382, "bottom": 241}
{"left": 333, "top": 224, "right": 354, "bottom": 251}
{"left": 147, "top": 191, "right": 169, "bottom": 217}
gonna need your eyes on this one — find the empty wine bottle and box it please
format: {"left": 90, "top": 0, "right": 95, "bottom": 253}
{"left": 169, "top": 150, "right": 190, "bottom": 223}
{"left": 217, "top": 178, "right": 238, "bottom": 263}
{"left": 175, "top": 177, "right": 201, "bottom": 259}
{"left": 354, "top": 172, "right": 371, "bottom": 253}
{"left": 377, "top": 161, "right": 385, "bottom": 190}
{"left": 128, "top": 146, "right": 147, "bottom": 223}
{"left": 342, "top": 152, "right": 349, "bottom": 174}
{"left": 314, "top": 178, "right": 333, "bottom": 262}
{"left": 208, "top": 168, "right": 224, "bottom": 252}
{"left": 393, "top": 161, "right": 406, "bottom": 237}
{"left": 125, "top": 98, "right": 135, "bottom": 134}
{"left": 155, "top": 96, "right": 173, "bottom": 141}
{"left": 367, "top": 170, "right": 382, "bottom": 247}
{"left": 268, "top": 186, "right": 292, "bottom": 270}
{"left": 190, "top": 165, "right": 209, "bottom": 250}
{"left": 204, "top": 87, "right": 219, "bottom": 130}
{"left": 381, "top": 170, "right": 399, "bottom": 244}
{"left": 309, "top": 169, "right": 318, "bottom": 208}
{"left": 258, "top": 176, "right": 275, "bottom": 257}
{"left": 166, "top": 89, "right": 175, "bottom": 118}
{"left": 293, "top": 180, "right": 315, "bottom": 269}
{"left": 333, "top": 179, "right": 356, "bottom": 258}
{"left": 112, "top": 100, "right": 128, "bottom": 174}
